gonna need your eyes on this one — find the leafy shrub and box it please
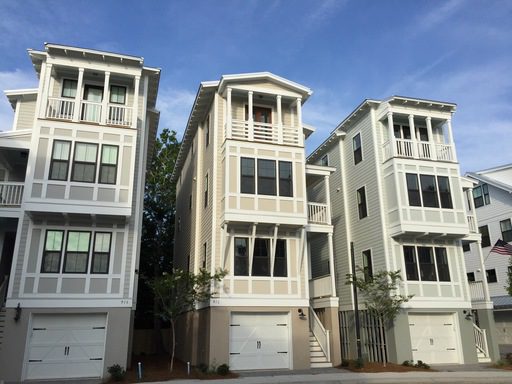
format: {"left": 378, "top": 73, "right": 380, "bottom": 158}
{"left": 355, "top": 357, "right": 365, "bottom": 368}
{"left": 496, "top": 359, "right": 507, "bottom": 367}
{"left": 217, "top": 363, "right": 230, "bottom": 375}
{"left": 340, "top": 359, "right": 350, "bottom": 367}
{"left": 402, "top": 360, "right": 412, "bottom": 366}
{"left": 197, "top": 363, "right": 209, "bottom": 373}
{"left": 416, "top": 360, "right": 430, "bottom": 369}
{"left": 107, "top": 364, "right": 126, "bottom": 381}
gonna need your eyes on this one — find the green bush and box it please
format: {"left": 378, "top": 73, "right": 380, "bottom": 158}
{"left": 496, "top": 359, "right": 507, "bottom": 367}
{"left": 416, "top": 360, "right": 430, "bottom": 369}
{"left": 107, "top": 364, "right": 126, "bottom": 381}
{"left": 355, "top": 357, "right": 365, "bottom": 369}
{"left": 217, "top": 363, "right": 230, "bottom": 375}
{"left": 340, "top": 359, "right": 350, "bottom": 367}
{"left": 197, "top": 363, "right": 209, "bottom": 373}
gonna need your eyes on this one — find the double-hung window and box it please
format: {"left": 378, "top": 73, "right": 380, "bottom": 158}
{"left": 406, "top": 174, "right": 421, "bottom": 206}
{"left": 109, "top": 85, "right": 126, "bottom": 104}
{"left": 362, "top": 249, "right": 373, "bottom": 282}
{"left": 62, "top": 79, "right": 77, "bottom": 98}
{"left": 241, "top": 158, "right": 255, "bottom": 194}
{"left": 479, "top": 225, "right": 491, "bottom": 247}
{"left": 252, "top": 238, "right": 270, "bottom": 276}
{"left": 41, "top": 230, "right": 64, "bottom": 273}
{"left": 353, "top": 133, "right": 362, "bottom": 164}
{"left": 99, "top": 145, "right": 118, "bottom": 184}
{"left": 437, "top": 176, "right": 453, "bottom": 208}
{"left": 403, "top": 246, "right": 419, "bottom": 281}
{"left": 258, "top": 159, "right": 276, "bottom": 196}
{"left": 500, "top": 219, "right": 512, "bottom": 242}
{"left": 420, "top": 175, "right": 439, "bottom": 208}
{"left": 204, "top": 173, "right": 209, "bottom": 208}
{"left": 435, "top": 248, "right": 450, "bottom": 281}
{"left": 486, "top": 269, "right": 497, "bottom": 283}
{"left": 279, "top": 161, "right": 293, "bottom": 197}
{"left": 49, "top": 140, "right": 71, "bottom": 181}
{"left": 473, "top": 184, "right": 490, "bottom": 208}
{"left": 71, "top": 142, "right": 98, "bottom": 182}
{"left": 91, "top": 232, "right": 111, "bottom": 274}
{"left": 63, "top": 231, "right": 90, "bottom": 273}
{"left": 418, "top": 246, "right": 436, "bottom": 281}
{"left": 357, "top": 186, "right": 367, "bottom": 219}
{"left": 234, "top": 237, "right": 249, "bottom": 276}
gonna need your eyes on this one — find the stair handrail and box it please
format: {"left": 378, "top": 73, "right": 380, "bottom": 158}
{"left": 473, "top": 322, "right": 489, "bottom": 358}
{"left": 309, "top": 306, "right": 331, "bottom": 362}
{"left": 0, "top": 275, "right": 8, "bottom": 307}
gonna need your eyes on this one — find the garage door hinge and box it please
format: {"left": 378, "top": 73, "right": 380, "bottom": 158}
{"left": 32, "top": 328, "right": 46, "bottom": 330}
{"left": 89, "top": 358, "right": 103, "bottom": 361}
{"left": 229, "top": 353, "right": 240, "bottom": 355}
{"left": 444, "top": 323, "right": 453, "bottom": 326}
{"left": 29, "top": 359, "right": 42, "bottom": 362}
{"left": 92, "top": 326, "right": 106, "bottom": 329}
{"left": 412, "top": 349, "right": 417, "bottom": 351}
{"left": 276, "top": 323, "right": 287, "bottom": 326}
{"left": 277, "top": 352, "right": 288, "bottom": 354}
{"left": 447, "top": 348, "right": 456, "bottom": 350}
{"left": 230, "top": 324, "right": 240, "bottom": 327}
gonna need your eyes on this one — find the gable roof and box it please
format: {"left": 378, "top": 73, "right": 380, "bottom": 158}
{"left": 466, "top": 163, "right": 512, "bottom": 194}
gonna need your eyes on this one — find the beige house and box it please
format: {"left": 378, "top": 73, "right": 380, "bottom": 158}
{"left": 0, "top": 43, "right": 160, "bottom": 382}
{"left": 172, "top": 73, "right": 340, "bottom": 370}
{"left": 308, "top": 97, "right": 499, "bottom": 365}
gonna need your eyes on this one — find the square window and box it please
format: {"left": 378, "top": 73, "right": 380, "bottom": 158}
{"left": 486, "top": 268, "right": 497, "bottom": 283}
{"left": 500, "top": 219, "right": 512, "bottom": 243}
{"left": 110, "top": 85, "right": 126, "bottom": 104}
{"left": 62, "top": 79, "right": 77, "bottom": 98}
{"left": 467, "top": 272, "right": 475, "bottom": 282}
{"left": 479, "top": 225, "right": 491, "bottom": 248}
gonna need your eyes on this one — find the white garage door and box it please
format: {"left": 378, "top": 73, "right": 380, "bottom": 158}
{"left": 230, "top": 312, "right": 290, "bottom": 370}
{"left": 408, "top": 313, "right": 460, "bottom": 364}
{"left": 25, "top": 314, "right": 107, "bottom": 380}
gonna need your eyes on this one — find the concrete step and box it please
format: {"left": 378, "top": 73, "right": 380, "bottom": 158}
{"left": 310, "top": 345, "right": 322, "bottom": 352}
{"left": 310, "top": 350, "right": 326, "bottom": 357}
{"left": 311, "top": 361, "right": 333, "bottom": 368}
{"left": 310, "top": 356, "right": 329, "bottom": 363}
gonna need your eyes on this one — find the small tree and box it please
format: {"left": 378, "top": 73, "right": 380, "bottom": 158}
{"left": 149, "top": 268, "right": 226, "bottom": 372}
{"left": 346, "top": 268, "right": 413, "bottom": 365}
{"left": 507, "top": 257, "right": 512, "bottom": 296}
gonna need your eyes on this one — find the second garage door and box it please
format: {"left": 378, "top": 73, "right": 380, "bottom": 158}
{"left": 408, "top": 313, "right": 460, "bottom": 364}
{"left": 229, "top": 312, "right": 290, "bottom": 370}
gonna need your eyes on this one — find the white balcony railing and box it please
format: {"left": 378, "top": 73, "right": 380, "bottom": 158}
{"left": 46, "top": 97, "right": 74, "bottom": 120}
{"left": 467, "top": 215, "right": 478, "bottom": 233}
{"left": 80, "top": 101, "right": 102, "bottom": 123}
{"left": 230, "top": 119, "right": 300, "bottom": 146}
{"left": 383, "top": 138, "right": 455, "bottom": 162}
{"left": 0, "top": 182, "right": 24, "bottom": 206}
{"left": 307, "top": 202, "right": 329, "bottom": 224}
{"left": 108, "top": 104, "right": 132, "bottom": 126}
{"left": 473, "top": 323, "right": 490, "bottom": 359}
{"left": 309, "top": 306, "right": 331, "bottom": 362}
{"left": 469, "top": 281, "right": 486, "bottom": 302}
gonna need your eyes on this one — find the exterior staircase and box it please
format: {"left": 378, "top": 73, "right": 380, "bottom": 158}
{"left": 473, "top": 323, "right": 491, "bottom": 363}
{"left": 309, "top": 331, "right": 332, "bottom": 368}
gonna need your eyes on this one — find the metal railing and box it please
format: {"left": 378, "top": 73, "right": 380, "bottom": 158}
{"left": 0, "top": 182, "right": 24, "bottom": 206}
{"left": 473, "top": 323, "right": 489, "bottom": 358}
{"left": 46, "top": 97, "right": 74, "bottom": 120}
{"left": 307, "top": 202, "right": 329, "bottom": 224}
{"left": 309, "top": 307, "right": 331, "bottom": 362}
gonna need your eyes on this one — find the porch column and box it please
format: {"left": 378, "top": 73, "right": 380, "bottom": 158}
{"left": 324, "top": 175, "right": 332, "bottom": 224}
{"left": 72, "top": 67, "right": 84, "bottom": 122}
{"left": 446, "top": 118, "right": 456, "bottom": 161}
{"left": 327, "top": 232, "right": 336, "bottom": 297}
{"left": 408, "top": 114, "right": 418, "bottom": 157}
{"left": 425, "top": 116, "right": 434, "bottom": 160}
{"left": 39, "top": 63, "right": 53, "bottom": 119}
{"left": 132, "top": 75, "right": 140, "bottom": 128}
{"left": 226, "top": 87, "right": 232, "bottom": 139}
{"left": 276, "top": 94, "right": 283, "bottom": 144}
{"left": 248, "top": 91, "right": 254, "bottom": 141}
{"left": 387, "top": 111, "right": 395, "bottom": 157}
{"left": 296, "top": 97, "right": 303, "bottom": 147}
{"left": 100, "top": 71, "right": 110, "bottom": 125}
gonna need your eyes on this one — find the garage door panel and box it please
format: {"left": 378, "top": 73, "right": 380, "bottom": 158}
{"left": 25, "top": 314, "right": 107, "bottom": 380}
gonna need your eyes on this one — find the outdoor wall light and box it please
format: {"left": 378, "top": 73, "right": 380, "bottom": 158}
{"left": 463, "top": 309, "right": 473, "bottom": 321}
{"left": 298, "top": 308, "right": 306, "bottom": 320}
{"left": 14, "top": 303, "right": 22, "bottom": 322}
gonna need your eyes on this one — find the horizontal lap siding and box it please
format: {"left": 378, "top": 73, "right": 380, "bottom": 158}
{"left": 16, "top": 100, "right": 36, "bottom": 130}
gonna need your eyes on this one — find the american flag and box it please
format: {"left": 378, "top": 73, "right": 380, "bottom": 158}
{"left": 490, "top": 239, "right": 512, "bottom": 256}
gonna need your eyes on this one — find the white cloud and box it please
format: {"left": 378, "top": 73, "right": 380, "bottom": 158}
{"left": 156, "top": 86, "right": 197, "bottom": 139}
{"left": 0, "top": 69, "right": 38, "bottom": 131}
{"left": 305, "top": 0, "right": 348, "bottom": 30}
{"left": 413, "top": 0, "right": 463, "bottom": 35}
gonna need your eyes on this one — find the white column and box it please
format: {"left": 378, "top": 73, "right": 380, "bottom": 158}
{"left": 446, "top": 118, "right": 455, "bottom": 145}
{"left": 327, "top": 233, "right": 336, "bottom": 297}
{"left": 248, "top": 91, "right": 254, "bottom": 141}
{"left": 100, "top": 71, "right": 110, "bottom": 125}
{"left": 72, "top": 67, "right": 84, "bottom": 122}
{"left": 226, "top": 87, "right": 232, "bottom": 139}
{"left": 276, "top": 94, "right": 282, "bottom": 144}
{"left": 132, "top": 75, "right": 140, "bottom": 128}
{"left": 387, "top": 111, "right": 395, "bottom": 157}
{"left": 476, "top": 240, "right": 492, "bottom": 302}
{"left": 296, "top": 97, "right": 303, "bottom": 146}
{"left": 324, "top": 175, "right": 332, "bottom": 225}
{"left": 408, "top": 114, "right": 417, "bottom": 157}
{"left": 39, "top": 63, "right": 52, "bottom": 119}
{"left": 425, "top": 116, "right": 434, "bottom": 160}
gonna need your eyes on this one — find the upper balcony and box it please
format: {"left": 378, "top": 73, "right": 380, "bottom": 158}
{"left": 306, "top": 164, "right": 335, "bottom": 231}
{"left": 0, "top": 147, "right": 28, "bottom": 217}
{"left": 39, "top": 65, "right": 140, "bottom": 129}
{"left": 381, "top": 111, "right": 457, "bottom": 163}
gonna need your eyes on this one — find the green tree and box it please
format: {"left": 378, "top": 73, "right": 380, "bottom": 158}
{"left": 136, "top": 128, "right": 180, "bottom": 351}
{"left": 507, "top": 258, "right": 512, "bottom": 296}
{"left": 346, "top": 268, "right": 412, "bottom": 365}
{"left": 149, "top": 268, "right": 226, "bottom": 372}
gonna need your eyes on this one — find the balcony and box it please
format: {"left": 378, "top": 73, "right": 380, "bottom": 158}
{"left": 383, "top": 139, "right": 455, "bottom": 163}
{"left": 467, "top": 215, "right": 478, "bottom": 233}
{"left": 46, "top": 97, "right": 133, "bottom": 127}
{"left": 230, "top": 119, "right": 299, "bottom": 146}
{"left": 0, "top": 182, "right": 24, "bottom": 207}
{"left": 307, "top": 202, "right": 330, "bottom": 225}
{"left": 469, "top": 281, "right": 486, "bottom": 302}
{"left": 309, "top": 276, "right": 333, "bottom": 299}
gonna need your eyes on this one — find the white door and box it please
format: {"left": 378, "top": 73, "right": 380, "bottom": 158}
{"left": 230, "top": 312, "right": 290, "bottom": 370}
{"left": 408, "top": 313, "right": 460, "bottom": 364}
{"left": 25, "top": 314, "right": 107, "bottom": 380}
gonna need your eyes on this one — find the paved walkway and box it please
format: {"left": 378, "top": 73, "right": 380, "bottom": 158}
{"left": 146, "top": 364, "right": 512, "bottom": 384}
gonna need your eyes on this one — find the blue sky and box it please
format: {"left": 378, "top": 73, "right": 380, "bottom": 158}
{"left": 0, "top": 0, "right": 510, "bottom": 172}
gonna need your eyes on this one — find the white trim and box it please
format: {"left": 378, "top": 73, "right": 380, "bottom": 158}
{"left": 6, "top": 298, "right": 132, "bottom": 307}
{"left": 210, "top": 297, "right": 310, "bottom": 307}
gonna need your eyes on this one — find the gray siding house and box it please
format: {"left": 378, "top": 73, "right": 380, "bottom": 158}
{"left": 0, "top": 43, "right": 160, "bottom": 382}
